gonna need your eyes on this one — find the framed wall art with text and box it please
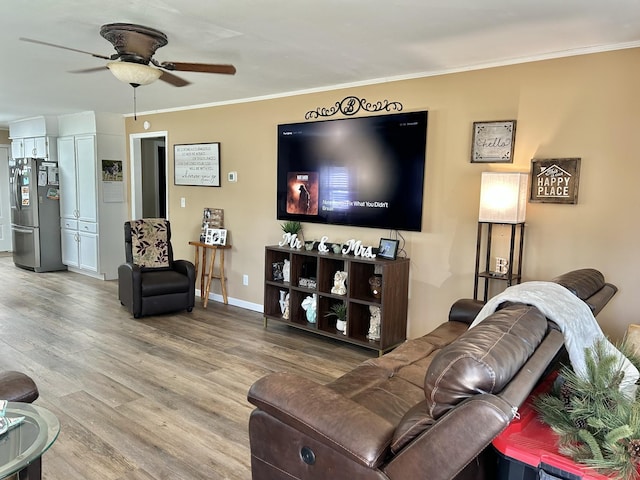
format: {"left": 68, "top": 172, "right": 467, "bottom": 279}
{"left": 174, "top": 142, "right": 221, "bottom": 187}
{"left": 530, "top": 157, "right": 581, "bottom": 204}
{"left": 471, "top": 120, "right": 516, "bottom": 163}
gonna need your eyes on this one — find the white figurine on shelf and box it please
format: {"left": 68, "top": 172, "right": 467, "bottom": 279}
{"left": 282, "top": 293, "right": 290, "bottom": 320}
{"left": 301, "top": 294, "right": 317, "bottom": 323}
{"left": 279, "top": 290, "right": 287, "bottom": 314}
{"left": 367, "top": 305, "right": 381, "bottom": 341}
{"left": 282, "top": 259, "right": 291, "bottom": 283}
{"left": 330, "top": 271, "right": 348, "bottom": 295}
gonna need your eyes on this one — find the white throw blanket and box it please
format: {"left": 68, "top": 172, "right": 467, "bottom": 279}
{"left": 470, "top": 281, "right": 639, "bottom": 399}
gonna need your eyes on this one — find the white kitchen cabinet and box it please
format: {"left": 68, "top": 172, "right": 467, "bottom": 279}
{"left": 78, "top": 231, "right": 99, "bottom": 272}
{"left": 58, "top": 137, "right": 78, "bottom": 222}
{"left": 11, "top": 139, "right": 23, "bottom": 159}
{"left": 76, "top": 137, "right": 98, "bottom": 223}
{"left": 10, "top": 135, "right": 56, "bottom": 160}
{"left": 60, "top": 229, "right": 98, "bottom": 273}
{"left": 9, "top": 117, "right": 58, "bottom": 160}
{"left": 61, "top": 228, "right": 79, "bottom": 267}
{"left": 58, "top": 111, "right": 126, "bottom": 280}
{"left": 59, "top": 135, "right": 98, "bottom": 223}
{"left": 24, "top": 136, "right": 55, "bottom": 159}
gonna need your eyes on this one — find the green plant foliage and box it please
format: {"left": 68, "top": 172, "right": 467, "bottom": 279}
{"left": 533, "top": 339, "right": 640, "bottom": 480}
{"left": 325, "top": 302, "right": 347, "bottom": 321}
{"left": 281, "top": 221, "right": 302, "bottom": 234}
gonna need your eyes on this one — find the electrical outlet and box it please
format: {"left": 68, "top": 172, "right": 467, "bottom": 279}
{"left": 243, "top": 274, "right": 249, "bottom": 286}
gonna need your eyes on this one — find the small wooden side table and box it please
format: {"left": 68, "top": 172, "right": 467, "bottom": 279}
{"left": 189, "top": 241, "right": 231, "bottom": 307}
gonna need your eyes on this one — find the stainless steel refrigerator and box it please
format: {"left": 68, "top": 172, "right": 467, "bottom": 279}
{"left": 9, "top": 157, "right": 66, "bottom": 272}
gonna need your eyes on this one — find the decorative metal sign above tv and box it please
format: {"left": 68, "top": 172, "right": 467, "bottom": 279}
{"left": 304, "top": 95, "right": 404, "bottom": 120}
{"left": 277, "top": 111, "right": 427, "bottom": 232}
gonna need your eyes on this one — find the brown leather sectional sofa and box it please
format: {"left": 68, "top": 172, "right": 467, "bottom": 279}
{"left": 248, "top": 269, "right": 617, "bottom": 480}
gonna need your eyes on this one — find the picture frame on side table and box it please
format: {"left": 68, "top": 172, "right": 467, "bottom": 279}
{"left": 377, "top": 238, "right": 399, "bottom": 260}
{"left": 470, "top": 120, "right": 517, "bottom": 163}
{"left": 203, "top": 207, "right": 224, "bottom": 228}
{"left": 205, "top": 228, "right": 228, "bottom": 246}
{"left": 200, "top": 207, "right": 224, "bottom": 241}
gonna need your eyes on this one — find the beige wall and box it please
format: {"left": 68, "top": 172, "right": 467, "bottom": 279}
{"left": 0, "top": 130, "right": 9, "bottom": 144}
{"left": 125, "top": 48, "right": 640, "bottom": 341}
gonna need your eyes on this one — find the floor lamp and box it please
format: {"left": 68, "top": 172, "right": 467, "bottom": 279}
{"left": 474, "top": 172, "right": 528, "bottom": 301}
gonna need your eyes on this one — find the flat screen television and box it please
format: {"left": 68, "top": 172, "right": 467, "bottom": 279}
{"left": 276, "top": 110, "right": 428, "bottom": 232}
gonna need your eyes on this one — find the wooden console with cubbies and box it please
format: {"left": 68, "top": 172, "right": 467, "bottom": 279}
{"left": 263, "top": 245, "right": 410, "bottom": 355}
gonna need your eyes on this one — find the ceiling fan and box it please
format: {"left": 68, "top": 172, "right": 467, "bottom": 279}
{"left": 20, "top": 22, "right": 237, "bottom": 88}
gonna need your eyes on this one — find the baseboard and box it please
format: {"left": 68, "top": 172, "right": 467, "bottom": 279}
{"left": 67, "top": 266, "right": 107, "bottom": 280}
{"left": 195, "top": 289, "right": 263, "bottom": 313}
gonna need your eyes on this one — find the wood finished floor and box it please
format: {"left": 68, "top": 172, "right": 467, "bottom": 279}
{"left": 0, "top": 254, "right": 373, "bottom": 479}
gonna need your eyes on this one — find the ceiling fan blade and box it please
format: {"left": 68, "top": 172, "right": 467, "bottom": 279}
{"left": 159, "top": 70, "right": 191, "bottom": 87}
{"left": 161, "top": 62, "right": 236, "bottom": 75}
{"left": 69, "top": 66, "right": 109, "bottom": 74}
{"left": 19, "top": 37, "right": 114, "bottom": 60}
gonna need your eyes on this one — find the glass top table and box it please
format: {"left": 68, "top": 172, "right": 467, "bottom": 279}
{"left": 0, "top": 402, "right": 60, "bottom": 479}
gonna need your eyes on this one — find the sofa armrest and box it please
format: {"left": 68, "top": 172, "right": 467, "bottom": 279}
{"left": 448, "top": 298, "right": 485, "bottom": 325}
{"left": 0, "top": 371, "right": 39, "bottom": 403}
{"left": 586, "top": 282, "right": 617, "bottom": 316}
{"left": 383, "top": 393, "right": 514, "bottom": 480}
{"left": 173, "top": 259, "right": 196, "bottom": 304}
{"left": 248, "top": 372, "right": 395, "bottom": 468}
{"left": 173, "top": 259, "right": 195, "bottom": 279}
{"left": 118, "top": 262, "right": 142, "bottom": 311}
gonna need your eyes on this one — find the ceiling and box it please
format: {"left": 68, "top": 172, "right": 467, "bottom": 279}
{"left": 1, "top": 0, "right": 640, "bottom": 128}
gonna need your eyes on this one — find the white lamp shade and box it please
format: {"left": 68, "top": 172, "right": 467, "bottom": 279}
{"left": 107, "top": 61, "right": 162, "bottom": 86}
{"left": 478, "top": 172, "right": 528, "bottom": 223}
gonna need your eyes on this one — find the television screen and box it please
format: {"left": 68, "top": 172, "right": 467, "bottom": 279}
{"left": 276, "top": 110, "right": 428, "bottom": 232}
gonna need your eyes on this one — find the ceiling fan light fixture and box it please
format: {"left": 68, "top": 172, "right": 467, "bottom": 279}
{"left": 106, "top": 61, "right": 161, "bottom": 86}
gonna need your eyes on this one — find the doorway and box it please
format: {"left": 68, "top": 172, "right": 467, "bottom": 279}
{"left": 0, "top": 145, "right": 12, "bottom": 252}
{"left": 141, "top": 138, "right": 166, "bottom": 218}
{"left": 129, "top": 132, "right": 168, "bottom": 220}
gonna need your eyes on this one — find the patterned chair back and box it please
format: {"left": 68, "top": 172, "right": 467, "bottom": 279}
{"left": 124, "top": 219, "right": 175, "bottom": 269}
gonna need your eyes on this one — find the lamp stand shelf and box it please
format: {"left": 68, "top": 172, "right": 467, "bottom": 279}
{"left": 473, "top": 222, "right": 525, "bottom": 302}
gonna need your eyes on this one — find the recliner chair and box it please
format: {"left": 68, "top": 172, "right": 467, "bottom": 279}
{"left": 118, "top": 219, "right": 196, "bottom": 318}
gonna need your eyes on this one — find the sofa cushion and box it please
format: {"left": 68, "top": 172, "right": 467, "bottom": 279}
{"left": 424, "top": 304, "right": 548, "bottom": 419}
{"left": 350, "top": 376, "right": 426, "bottom": 424}
{"left": 141, "top": 270, "right": 191, "bottom": 296}
{"left": 364, "top": 321, "right": 468, "bottom": 378}
{"left": 390, "top": 400, "right": 434, "bottom": 453}
{"left": 327, "top": 321, "right": 469, "bottom": 424}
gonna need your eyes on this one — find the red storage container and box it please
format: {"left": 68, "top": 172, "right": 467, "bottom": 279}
{"left": 492, "top": 375, "right": 614, "bottom": 480}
